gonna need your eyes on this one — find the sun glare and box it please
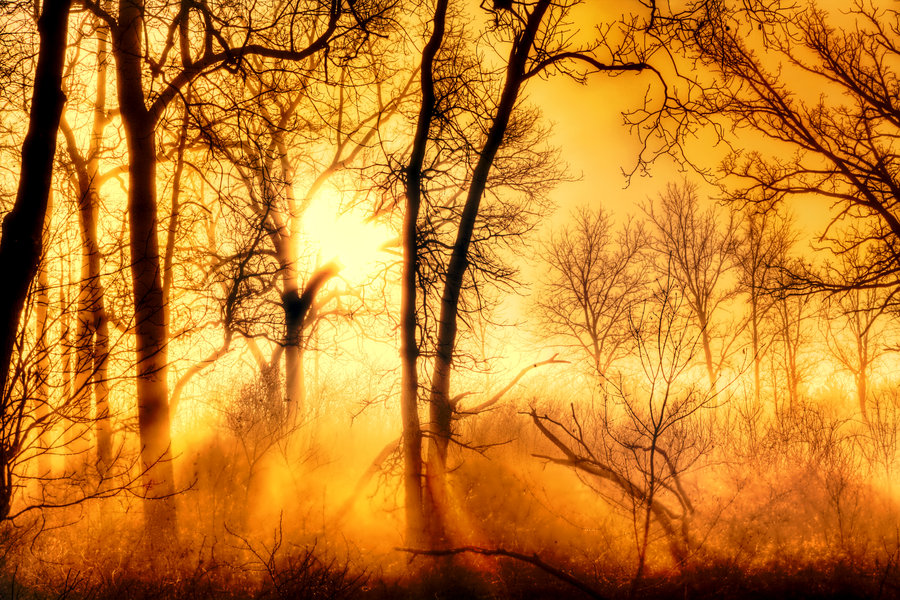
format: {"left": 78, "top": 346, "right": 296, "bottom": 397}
{"left": 11, "top": 1, "right": 900, "bottom": 598}
{"left": 300, "top": 190, "right": 393, "bottom": 280}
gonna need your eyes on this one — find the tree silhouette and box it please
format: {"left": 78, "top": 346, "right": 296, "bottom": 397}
{"left": 645, "top": 181, "right": 737, "bottom": 389}
{"left": 536, "top": 206, "right": 647, "bottom": 382}
{"left": 0, "top": 0, "right": 72, "bottom": 520}
{"left": 649, "top": 2, "right": 900, "bottom": 300}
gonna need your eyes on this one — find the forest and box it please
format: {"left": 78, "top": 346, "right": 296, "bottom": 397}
{"left": 0, "top": 0, "right": 899, "bottom": 598}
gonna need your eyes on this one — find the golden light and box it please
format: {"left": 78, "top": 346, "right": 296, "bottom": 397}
{"left": 11, "top": 0, "right": 900, "bottom": 597}
{"left": 300, "top": 190, "right": 394, "bottom": 281}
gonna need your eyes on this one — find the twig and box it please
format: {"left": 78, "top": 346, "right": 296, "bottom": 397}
{"left": 397, "top": 545, "right": 608, "bottom": 600}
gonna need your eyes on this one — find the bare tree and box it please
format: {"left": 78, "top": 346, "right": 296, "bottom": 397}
{"left": 0, "top": 0, "right": 72, "bottom": 520}
{"left": 536, "top": 206, "right": 647, "bottom": 382}
{"left": 645, "top": 181, "right": 737, "bottom": 389}
{"left": 82, "top": 0, "right": 383, "bottom": 539}
{"left": 821, "top": 249, "right": 896, "bottom": 424}
{"left": 422, "top": 0, "right": 654, "bottom": 549}
{"left": 732, "top": 203, "right": 794, "bottom": 403}
{"left": 398, "top": 0, "right": 449, "bottom": 546}
{"left": 382, "top": 0, "right": 668, "bottom": 552}
{"left": 0, "top": 0, "right": 71, "bottom": 414}
{"left": 771, "top": 258, "right": 815, "bottom": 413}
{"left": 531, "top": 269, "right": 716, "bottom": 596}
{"left": 646, "top": 2, "right": 900, "bottom": 302}
{"left": 58, "top": 11, "right": 117, "bottom": 470}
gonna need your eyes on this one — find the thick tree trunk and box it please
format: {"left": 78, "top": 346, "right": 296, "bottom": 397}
{"left": 400, "top": 198, "right": 424, "bottom": 546}
{"left": 0, "top": 0, "right": 72, "bottom": 402}
{"left": 113, "top": 0, "right": 176, "bottom": 539}
{"left": 400, "top": 0, "right": 449, "bottom": 547}
{"left": 284, "top": 290, "right": 302, "bottom": 409}
{"left": 424, "top": 1, "right": 551, "bottom": 550}
{"left": 283, "top": 264, "right": 339, "bottom": 422}
{"left": 280, "top": 234, "right": 302, "bottom": 417}
{"left": 283, "top": 339, "right": 306, "bottom": 424}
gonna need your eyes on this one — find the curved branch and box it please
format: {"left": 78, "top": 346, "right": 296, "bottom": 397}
{"left": 525, "top": 53, "right": 648, "bottom": 80}
{"left": 397, "top": 546, "right": 608, "bottom": 600}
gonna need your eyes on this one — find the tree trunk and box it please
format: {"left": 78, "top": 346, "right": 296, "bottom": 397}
{"left": 857, "top": 337, "right": 868, "bottom": 424}
{"left": 280, "top": 232, "right": 303, "bottom": 420}
{"left": 857, "top": 369, "right": 867, "bottom": 423}
{"left": 425, "top": 0, "right": 551, "bottom": 545}
{"left": 750, "top": 296, "right": 761, "bottom": 404}
{"left": 784, "top": 302, "right": 799, "bottom": 411}
{"left": 34, "top": 196, "right": 53, "bottom": 478}
{"left": 71, "top": 181, "right": 96, "bottom": 463}
{"left": 94, "top": 307, "right": 112, "bottom": 469}
{"left": 162, "top": 91, "right": 189, "bottom": 341}
{"left": 113, "top": 0, "right": 176, "bottom": 539}
{"left": 284, "top": 264, "right": 339, "bottom": 422}
{"left": 60, "top": 284, "right": 72, "bottom": 416}
{"left": 0, "top": 0, "right": 72, "bottom": 402}
{"left": 854, "top": 321, "right": 869, "bottom": 424}
{"left": 400, "top": 208, "right": 425, "bottom": 546}
{"left": 66, "top": 14, "right": 111, "bottom": 466}
{"left": 630, "top": 445, "right": 658, "bottom": 600}
{"left": 398, "top": 0, "right": 450, "bottom": 547}
{"left": 698, "top": 313, "right": 716, "bottom": 389}
{"left": 87, "top": 17, "right": 113, "bottom": 468}
{"left": 284, "top": 289, "right": 303, "bottom": 412}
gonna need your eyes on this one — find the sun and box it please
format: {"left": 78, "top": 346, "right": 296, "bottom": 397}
{"left": 300, "top": 189, "right": 394, "bottom": 281}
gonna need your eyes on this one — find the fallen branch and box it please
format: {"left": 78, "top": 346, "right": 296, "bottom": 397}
{"left": 397, "top": 546, "right": 608, "bottom": 600}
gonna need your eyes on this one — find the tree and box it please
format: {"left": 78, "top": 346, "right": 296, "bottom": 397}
{"left": 84, "top": 0, "right": 375, "bottom": 538}
{"left": 0, "top": 0, "right": 72, "bottom": 520}
{"left": 193, "top": 66, "right": 336, "bottom": 417}
{"left": 645, "top": 180, "right": 737, "bottom": 389}
{"left": 191, "top": 42, "right": 403, "bottom": 422}
{"left": 650, "top": 1, "right": 900, "bottom": 303}
{"left": 0, "top": 0, "right": 71, "bottom": 416}
{"left": 771, "top": 257, "right": 815, "bottom": 412}
{"left": 732, "top": 203, "right": 794, "bottom": 403}
{"left": 536, "top": 206, "right": 647, "bottom": 382}
{"left": 398, "top": 0, "right": 449, "bottom": 546}
{"left": 531, "top": 270, "right": 715, "bottom": 596}
{"left": 394, "top": 0, "right": 655, "bottom": 549}
{"left": 821, "top": 249, "right": 895, "bottom": 424}
{"left": 58, "top": 11, "right": 117, "bottom": 470}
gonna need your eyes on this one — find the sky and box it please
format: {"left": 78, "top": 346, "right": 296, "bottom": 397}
{"left": 524, "top": 15, "right": 836, "bottom": 244}
{"left": 169, "top": 0, "right": 876, "bottom": 413}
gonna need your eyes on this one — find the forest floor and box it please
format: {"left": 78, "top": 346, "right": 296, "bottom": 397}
{"left": 1, "top": 548, "right": 895, "bottom": 600}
